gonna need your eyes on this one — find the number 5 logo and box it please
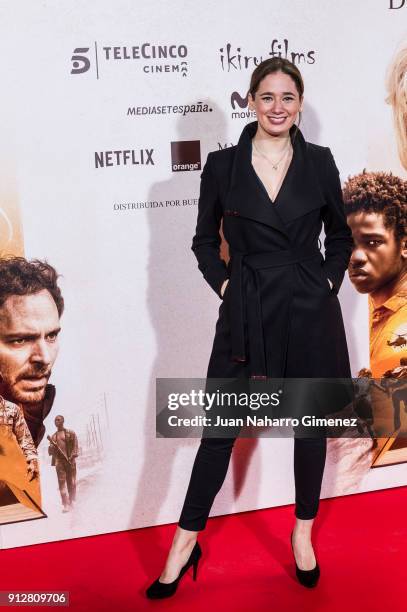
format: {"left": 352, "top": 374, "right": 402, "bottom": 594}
{"left": 70, "top": 48, "right": 90, "bottom": 74}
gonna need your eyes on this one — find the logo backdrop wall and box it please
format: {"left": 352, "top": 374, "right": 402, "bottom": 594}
{"left": 0, "top": 0, "right": 405, "bottom": 548}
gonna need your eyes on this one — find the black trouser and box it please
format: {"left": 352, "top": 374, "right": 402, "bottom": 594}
{"left": 178, "top": 435, "right": 327, "bottom": 531}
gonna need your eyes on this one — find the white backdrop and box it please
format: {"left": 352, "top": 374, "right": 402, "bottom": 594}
{"left": 0, "top": 0, "right": 406, "bottom": 549}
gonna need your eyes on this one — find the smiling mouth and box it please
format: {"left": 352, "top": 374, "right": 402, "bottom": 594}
{"left": 268, "top": 116, "right": 287, "bottom": 123}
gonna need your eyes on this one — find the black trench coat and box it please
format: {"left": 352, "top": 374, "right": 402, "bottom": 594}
{"left": 192, "top": 121, "right": 352, "bottom": 383}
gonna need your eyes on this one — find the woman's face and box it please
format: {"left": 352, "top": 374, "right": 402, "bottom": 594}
{"left": 248, "top": 71, "right": 303, "bottom": 137}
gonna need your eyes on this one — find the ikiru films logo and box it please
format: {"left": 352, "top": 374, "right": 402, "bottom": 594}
{"left": 219, "top": 41, "right": 315, "bottom": 72}
{"left": 171, "top": 141, "right": 201, "bottom": 172}
{"left": 71, "top": 42, "right": 188, "bottom": 79}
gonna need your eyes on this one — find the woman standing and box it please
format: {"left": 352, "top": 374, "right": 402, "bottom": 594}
{"left": 146, "top": 57, "right": 352, "bottom": 598}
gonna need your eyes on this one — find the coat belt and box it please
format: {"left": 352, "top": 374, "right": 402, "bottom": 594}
{"left": 228, "top": 246, "right": 321, "bottom": 379}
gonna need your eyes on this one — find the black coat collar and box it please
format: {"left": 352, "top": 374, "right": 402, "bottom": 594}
{"left": 226, "top": 121, "right": 324, "bottom": 236}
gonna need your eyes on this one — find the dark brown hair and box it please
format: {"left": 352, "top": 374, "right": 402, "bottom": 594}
{"left": 343, "top": 170, "right": 407, "bottom": 242}
{"left": 249, "top": 58, "right": 304, "bottom": 99}
{"left": 0, "top": 256, "right": 64, "bottom": 316}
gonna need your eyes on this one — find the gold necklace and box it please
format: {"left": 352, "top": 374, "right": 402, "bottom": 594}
{"left": 252, "top": 138, "right": 292, "bottom": 171}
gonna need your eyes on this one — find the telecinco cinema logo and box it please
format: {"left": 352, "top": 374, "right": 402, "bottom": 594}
{"left": 171, "top": 141, "right": 201, "bottom": 172}
{"left": 70, "top": 43, "right": 188, "bottom": 79}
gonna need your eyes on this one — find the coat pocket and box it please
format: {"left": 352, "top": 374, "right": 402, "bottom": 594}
{"left": 221, "top": 278, "right": 231, "bottom": 300}
{"left": 318, "top": 264, "right": 334, "bottom": 293}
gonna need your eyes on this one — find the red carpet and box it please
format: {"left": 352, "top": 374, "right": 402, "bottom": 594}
{"left": 1, "top": 486, "right": 406, "bottom": 611}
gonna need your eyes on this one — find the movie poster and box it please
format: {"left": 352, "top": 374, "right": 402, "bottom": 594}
{"left": 345, "top": 41, "right": 407, "bottom": 468}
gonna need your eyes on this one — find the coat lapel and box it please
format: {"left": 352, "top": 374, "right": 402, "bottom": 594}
{"left": 226, "top": 121, "right": 287, "bottom": 236}
{"left": 225, "top": 121, "right": 324, "bottom": 233}
{"left": 276, "top": 124, "right": 325, "bottom": 225}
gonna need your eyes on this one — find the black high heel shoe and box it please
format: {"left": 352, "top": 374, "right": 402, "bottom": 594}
{"left": 290, "top": 530, "right": 320, "bottom": 588}
{"left": 145, "top": 541, "right": 202, "bottom": 599}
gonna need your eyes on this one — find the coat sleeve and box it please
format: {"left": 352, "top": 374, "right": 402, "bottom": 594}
{"left": 191, "top": 152, "right": 229, "bottom": 298}
{"left": 13, "top": 407, "right": 38, "bottom": 463}
{"left": 320, "top": 148, "right": 353, "bottom": 294}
